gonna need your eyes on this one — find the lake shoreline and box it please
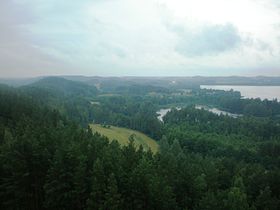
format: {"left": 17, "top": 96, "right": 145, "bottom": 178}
{"left": 201, "top": 85, "right": 280, "bottom": 100}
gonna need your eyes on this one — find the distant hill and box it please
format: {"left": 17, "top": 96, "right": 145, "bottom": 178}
{"left": 2, "top": 76, "right": 280, "bottom": 91}
{"left": 64, "top": 76, "right": 280, "bottom": 89}
{"left": 189, "top": 76, "right": 280, "bottom": 86}
{"left": 26, "top": 77, "right": 98, "bottom": 97}
{"left": 0, "top": 77, "right": 42, "bottom": 87}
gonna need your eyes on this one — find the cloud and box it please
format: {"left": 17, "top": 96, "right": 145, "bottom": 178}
{"left": 0, "top": 0, "right": 73, "bottom": 77}
{"left": 0, "top": 0, "right": 280, "bottom": 77}
{"left": 169, "top": 23, "right": 242, "bottom": 56}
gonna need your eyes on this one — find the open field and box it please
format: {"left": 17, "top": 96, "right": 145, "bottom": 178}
{"left": 90, "top": 124, "right": 159, "bottom": 153}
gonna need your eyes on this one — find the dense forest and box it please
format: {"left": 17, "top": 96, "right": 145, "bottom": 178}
{"left": 0, "top": 77, "right": 280, "bottom": 210}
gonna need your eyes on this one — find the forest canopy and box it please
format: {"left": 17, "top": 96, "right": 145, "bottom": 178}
{"left": 0, "top": 77, "right": 279, "bottom": 210}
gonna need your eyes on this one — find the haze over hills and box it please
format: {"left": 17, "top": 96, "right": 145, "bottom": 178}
{"left": 2, "top": 76, "right": 280, "bottom": 88}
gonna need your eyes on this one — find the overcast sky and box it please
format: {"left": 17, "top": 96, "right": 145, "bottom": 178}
{"left": 1, "top": 0, "right": 280, "bottom": 77}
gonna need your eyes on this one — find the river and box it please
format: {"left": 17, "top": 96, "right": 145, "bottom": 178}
{"left": 156, "top": 107, "right": 181, "bottom": 122}
{"left": 195, "top": 105, "right": 242, "bottom": 118}
{"left": 157, "top": 106, "right": 241, "bottom": 122}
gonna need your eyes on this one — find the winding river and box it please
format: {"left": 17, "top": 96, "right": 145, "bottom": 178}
{"left": 157, "top": 106, "right": 241, "bottom": 122}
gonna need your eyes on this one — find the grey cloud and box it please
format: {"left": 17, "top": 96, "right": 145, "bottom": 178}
{"left": 243, "top": 36, "right": 274, "bottom": 55}
{"left": 0, "top": 1, "right": 70, "bottom": 77}
{"left": 92, "top": 42, "right": 127, "bottom": 58}
{"left": 0, "top": 1, "right": 33, "bottom": 25}
{"left": 169, "top": 23, "right": 242, "bottom": 57}
{"left": 272, "top": 0, "right": 280, "bottom": 9}
{"left": 112, "top": 47, "right": 126, "bottom": 58}
{"left": 0, "top": 0, "right": 279, "bottom": 77}
{"left": 254, "top": 40, "right": 274, "bottom": 54}
{"left": 0, "top": 1, "right": 31, "bottom": 46}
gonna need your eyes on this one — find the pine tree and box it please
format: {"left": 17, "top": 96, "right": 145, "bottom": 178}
{"left": 87, "top": 158, "right": 106, "bottom": 210}
{"left": 44, "top": 149, "right": 78, "bottom": 210}
{"left": 225, "top": 177, "right": 251, "bottom": 210}
{"left": 103, "top": 173, "right": 123, "bottom": 210}
{"left": 73, "top": 156, "right": 89, "bottom": 210}
{"left": 196, "top": 191, "right": 221, "bottom": 210}
{"left": 255, "top": 186, "right": 280, "bottom": 210}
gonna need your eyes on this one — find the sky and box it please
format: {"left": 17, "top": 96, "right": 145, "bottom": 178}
{"left": 0, "top": 0, "right": 280, "bottom": 77}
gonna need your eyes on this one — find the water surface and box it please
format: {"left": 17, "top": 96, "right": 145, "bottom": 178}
{"left": 201, "top": 85, "right": 280, "bottom": 100}
{"left": 157, "top": 108, "right": 181, "bottom": 122}
{"left": 195, "top": 105, "right": 242, "bottom": 118}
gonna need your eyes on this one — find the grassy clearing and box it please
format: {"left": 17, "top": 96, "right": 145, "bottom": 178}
{"left": 90, "top": 124, "right": 159, "bottom": 153}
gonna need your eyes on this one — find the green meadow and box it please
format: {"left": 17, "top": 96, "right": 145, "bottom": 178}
{"left": 90, "top": 124, "right": 159, "bottom": 153}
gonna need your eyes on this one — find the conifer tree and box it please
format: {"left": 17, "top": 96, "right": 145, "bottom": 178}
{"left": 103, "top": 173, "right": 123, "bottom": 210}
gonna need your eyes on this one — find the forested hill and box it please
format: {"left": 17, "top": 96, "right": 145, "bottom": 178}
{"left": 0, "top": 85, "right": 174, "bottom": 210}
{"left": 21, "top": 77, "right": 99, "bottom": 126}
{"left": 26, "top": 77, "right": 98, "bottom": 97}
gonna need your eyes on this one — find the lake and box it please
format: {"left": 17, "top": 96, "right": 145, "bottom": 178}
{"left": 201, "top": 85, "right": 280, "bottom": 100}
